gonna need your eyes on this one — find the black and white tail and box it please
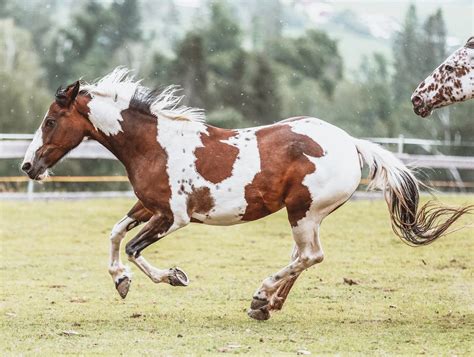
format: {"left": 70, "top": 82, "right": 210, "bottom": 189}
{"left": 354, "top": 139, "right": 472, "bottom": 246}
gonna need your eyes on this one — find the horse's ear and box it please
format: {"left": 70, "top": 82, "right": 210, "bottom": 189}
{"left": 55, "top": 81, "right": 80, "bottom": 108}
{"left": 465, "top": 36, "right": 474, "bottom": 49}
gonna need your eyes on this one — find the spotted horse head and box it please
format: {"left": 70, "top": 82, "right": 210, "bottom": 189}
{"left": 411, "top": 36, "right": 474, "bottom": 117}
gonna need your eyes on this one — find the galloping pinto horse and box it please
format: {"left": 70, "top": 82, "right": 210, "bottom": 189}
{"left": 22, "top": 69, "right": 471, "bottom": 320}
{"left": 412, "top": 36, "right": 474, "bottom": 117}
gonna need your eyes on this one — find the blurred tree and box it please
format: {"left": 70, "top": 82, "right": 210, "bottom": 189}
{"left": 271, "top": 30, "right": 343, "bottom": 96}
{"left": 44, "top": 0, "right": 141, "bottom": 88}
{"left": 0, "top": 0, "right": 58, "bottom": 59}
{"left": 0, "top": 19, "right": 49, "bottom": 132}
{"left": 161, "top": 0, "right": 181, "bottom": 46}
{"left": 172, "top": 32, "right": 208, "bottom": 108}
{"left": 392, "top": 4, "right": 424, "bottom": 102}
{"left": 251, "top": 0, "right": 283, "bottom": 51}
{"left": 200, "top": 1, "right": 250, "bottom": 113}
{"left": 207, "top": 107, "right": 250, "bottom": 129}
{"left": 358, "top": 53, "right": 397, "bottom": 136}
{"left": 247, "top": 54, "right": 281, "bottom": 124}
{"left": 220, "top": 49, "right": 248, "bottom": 110}
{"left": 421, "top": 9, "right": 446, "bottom": 75}
{"left": 204, "top": 1, "right": 241, "bottom": 54}
{"left": 109, "top": 0, "right": 141, "bottom": 50}
{"left": 147, "top": 52, "right": 173, "bottom": 87}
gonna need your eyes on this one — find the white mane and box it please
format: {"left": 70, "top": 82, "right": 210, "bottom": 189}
{"left": 81, "top": 68, "right": 206, "bottom": 133}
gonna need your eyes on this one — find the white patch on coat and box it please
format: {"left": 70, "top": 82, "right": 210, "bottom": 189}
{"left": 156, "top": 116, "right": 261, "bottom": 226}
{"left": 22, "top": 128, "right": 43, "bottom": 166}
{"left": 83, "top": 68, "right": 138, "bottom": 136}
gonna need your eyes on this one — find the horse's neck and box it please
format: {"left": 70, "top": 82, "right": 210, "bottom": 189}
{"left": 89, "top": 110, "right": 165, "bottom": 175}
{"left": 88, "top": 112, "right": 213, "bottom": 189}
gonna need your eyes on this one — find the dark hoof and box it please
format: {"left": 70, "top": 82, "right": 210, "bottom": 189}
{"left": 250, "top": 296, "right": 269, "bottom": 310}
{"left": 168, "top": 267, "right": 189, "bottom": 286}
{"left": 247, "top": 307, "right": 271, "bottom": 321}
{"left": 115, "top": 276, "right": 131, "bottom": 299}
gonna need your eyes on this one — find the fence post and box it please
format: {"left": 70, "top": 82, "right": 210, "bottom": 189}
{"left": 397, "top": 134, "right": 404, "bottom": 154}
{"left": 27, "top": 180, "right": 34, "bottom": 201}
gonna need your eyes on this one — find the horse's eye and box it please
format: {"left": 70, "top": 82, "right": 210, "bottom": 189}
{"left": 445, "top": 65, "right": 454, "bottom": 72}
{"left": 45, "top": 118, "right": 56, "bottom": 128}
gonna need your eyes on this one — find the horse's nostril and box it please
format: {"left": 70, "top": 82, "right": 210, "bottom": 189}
{"left": 412, "top": 95, "right": 423, "bottom": 106}
{"left": 21, "top": 162, "right": 32, "bottom": 172}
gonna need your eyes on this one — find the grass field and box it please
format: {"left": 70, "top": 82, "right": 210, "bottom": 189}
{"left": 1, "top": 196, "right": 473, "bottom": 355}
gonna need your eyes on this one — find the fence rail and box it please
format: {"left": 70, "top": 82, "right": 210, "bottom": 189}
{"left": 1, "top": 134, "right": 473, "bottom": 199}
{"left": 2, "top": 136, "right": 473, "bottom": 168}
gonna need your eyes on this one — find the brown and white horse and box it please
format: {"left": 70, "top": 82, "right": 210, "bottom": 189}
{"left": 412, "top": 36, "right": 474, "bottom": 117}
{"left": 22, "top": 69, "right": 471, "bottom": 320}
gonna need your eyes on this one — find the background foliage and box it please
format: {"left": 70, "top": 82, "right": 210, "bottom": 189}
{"left": 0, "top": 0, "right": 472, "bottom": 181}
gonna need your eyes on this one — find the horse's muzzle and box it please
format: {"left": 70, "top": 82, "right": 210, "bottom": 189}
{"left": 21, "top": 161, "right": 47, "bottom": 180}
{"left": 411, "top": 95, "right": 432, "bottom": 118}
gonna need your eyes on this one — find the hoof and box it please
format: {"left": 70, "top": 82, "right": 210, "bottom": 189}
{"left": 250, "top": 296, "right": 269, "bottom": 310}
{"left": 168, "top": 267, "right": 189, "bottom": 286}
{"left": 247, "top": 307, "right": 271, "bottom": 321}
{"left": 115, "top": 276, "right": 131, "bottom": 299}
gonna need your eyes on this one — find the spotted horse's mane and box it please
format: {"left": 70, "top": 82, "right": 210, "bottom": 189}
{"left": 78, "top": 67, "right": 206, "bottom": 123}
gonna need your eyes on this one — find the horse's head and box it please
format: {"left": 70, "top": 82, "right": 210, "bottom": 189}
{"left": 21, "top": 81, "right": 91, "bottom": 180}
{"left": 411, "top": 36, "right": 474, "bottom": 117}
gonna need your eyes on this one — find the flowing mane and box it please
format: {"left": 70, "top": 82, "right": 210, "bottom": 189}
{"left": 81, "top": 67, "right": 206, "bottom": 123}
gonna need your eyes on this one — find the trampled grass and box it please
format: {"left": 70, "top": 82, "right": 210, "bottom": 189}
{"left": 0, "top": 196, "right": 473, "bottom": 355}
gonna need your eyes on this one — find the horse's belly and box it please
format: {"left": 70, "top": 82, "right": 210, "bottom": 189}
{"left": 191, "top": 197, "right": 248, "bottom": 226}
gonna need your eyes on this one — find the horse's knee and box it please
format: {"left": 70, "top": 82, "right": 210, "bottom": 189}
{"left": 110, "top": 224, "right": 125, "bottom": 243}
{"left": 125, "top": 241, "right": 138, "bottom": 259}
{"left": 300, "top": 251, "right": 324, "bottom": 266}
{"left": 110, "top": 217, "right": 136, "bottom": 242}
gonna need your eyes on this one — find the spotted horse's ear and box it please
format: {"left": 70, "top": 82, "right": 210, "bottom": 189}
{"left": 55, "top": 81, "right": 80, "bottom": 108}
{"left": 465, "top": 36, "right": 474, "bottom": 49}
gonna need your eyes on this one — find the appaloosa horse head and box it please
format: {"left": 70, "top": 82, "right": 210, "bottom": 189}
{"left": 411, "top": 36, "right": 474, "bottom": 117}
{"left": 22, "top": 68, "right": 472, "bottom": 321}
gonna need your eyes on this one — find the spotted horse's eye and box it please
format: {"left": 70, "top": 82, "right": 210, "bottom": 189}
{"left": 444, "top": 65, "right": 455, "bottom": 72}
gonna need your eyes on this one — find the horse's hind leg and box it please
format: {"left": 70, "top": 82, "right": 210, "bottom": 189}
{"left": 248, "top": 217, "right": 323, "bottom": 320}
{"left": 108, "top": 201, "right": 152, "bottom": 298}
{"left": 270, "top": 245, "right": 301, "bottom": 311}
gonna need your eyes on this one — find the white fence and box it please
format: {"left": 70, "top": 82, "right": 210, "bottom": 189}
{"left": 1, "top": 133, "right": 473, "bottom": 199}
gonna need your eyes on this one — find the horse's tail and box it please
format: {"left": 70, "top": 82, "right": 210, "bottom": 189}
{"left": 354, "top": 138, "right": 472, "bottom": 246}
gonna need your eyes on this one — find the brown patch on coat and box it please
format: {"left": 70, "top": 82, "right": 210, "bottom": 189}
{"left": 84, "top": 104, "right": 174, "bottom": 220}
{"left": 455, "top": 66, "right": 469, "bottom": 78}
{"left": 187, "top": 186, "right": 215, "bottom": 216}
{"left": 126, "top": 200, "right": 153, "bottom": 229}
{"left": 194, "top": 126, "right": 239, "bottom": 184}
{"left": 242, "top": 124, "right": 324, "bottom": 226}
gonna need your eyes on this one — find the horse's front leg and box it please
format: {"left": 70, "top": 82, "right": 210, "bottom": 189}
{"left": 125, "top": 212, "right": 190, "bottom": 287}
{"left": 108, "top": 201, "right": 152, "bottom": 298}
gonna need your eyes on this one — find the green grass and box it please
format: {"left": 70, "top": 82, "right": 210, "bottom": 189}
{"left": 1, "top": 196, "right": 473, "bottom": 355}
